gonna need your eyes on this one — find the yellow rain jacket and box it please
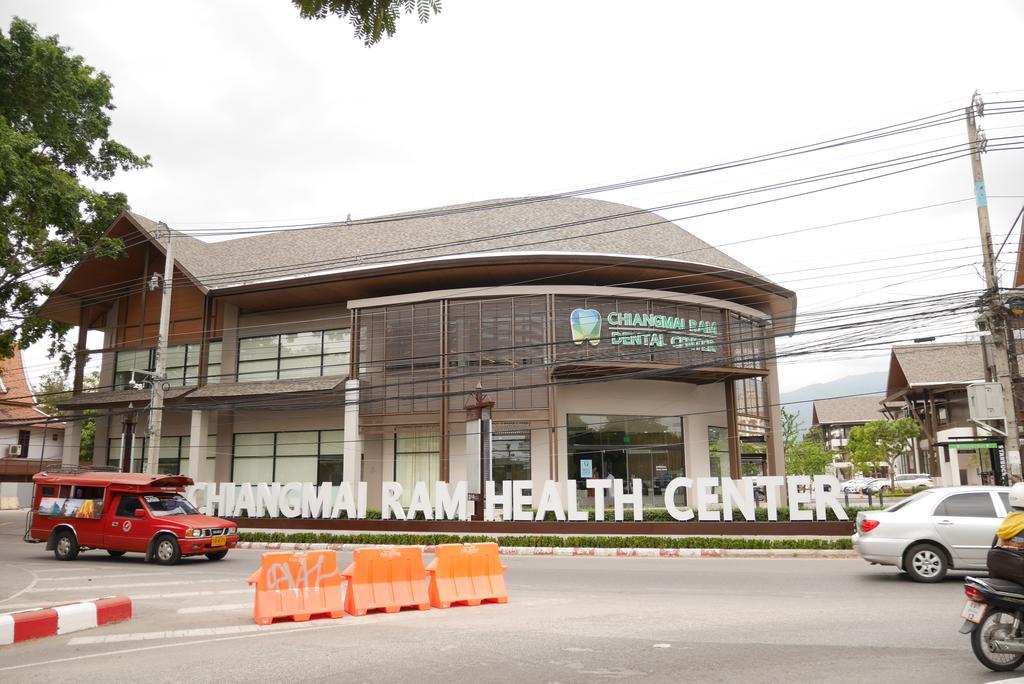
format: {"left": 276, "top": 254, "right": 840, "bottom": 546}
{"left": 997, "top": 512, "right": 1024, "bottom": 542}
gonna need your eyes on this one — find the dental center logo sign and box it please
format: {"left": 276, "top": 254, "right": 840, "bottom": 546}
{"left": 184, "top": 475, "right": 849, "bottom": 522}
{"left": 570, "top": 307, "right": 718, "bottom": 352}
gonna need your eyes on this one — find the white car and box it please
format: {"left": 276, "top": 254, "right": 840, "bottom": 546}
{"left": 892, "top": 473, "right": 935, "bottom": 490}
{"left": 852, "top": 486, "right": 1010, "bottom": 582}
{"left": 842, "top": 477, "right": 874, "bottom": 493}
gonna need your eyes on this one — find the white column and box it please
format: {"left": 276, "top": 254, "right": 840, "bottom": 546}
{"left": 187, "top": 410, "right": 210, "bottom": 482}
{"left": 62, "top": 421, "right": 81, "bottom": 466}
{"left": 342, "top": 379, "right": 361, "bottom": 483}
{"left": 463, "top": 418, "right": 482, "bottom": 494}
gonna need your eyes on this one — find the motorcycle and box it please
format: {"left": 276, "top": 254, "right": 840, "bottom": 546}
{"left": 961, "top": 575, "right": 1024, "bottom": 671}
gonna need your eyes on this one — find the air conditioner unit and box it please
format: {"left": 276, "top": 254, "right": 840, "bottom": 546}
{"left": 7, "top": 444, "right": 23, "bottom": 456}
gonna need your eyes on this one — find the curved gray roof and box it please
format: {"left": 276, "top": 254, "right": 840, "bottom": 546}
{"left": 137, "top": 196, "right": 774, "bottom": 290}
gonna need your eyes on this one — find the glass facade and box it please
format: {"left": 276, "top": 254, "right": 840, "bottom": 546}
{"left": 108, "top": 435, "right": 215, "bottom": 479}
{"left": 358, "top": 295, "right": 767, "bottom": 417}
{"left": 566, "top": 414, "right": 685, "bottom": 508}
{"left": 231, "top": 430, "right": 346, "bottom": 484}
{"left": 394, "top": 430, "right": 440, "bottom": 506}
{"left": 237, "top": 329, "right": 349, "bottom": 382}
{"left": 708, "top": 426, "right": 731, "bottom": 479}
{"left": 493, "top": 428, "right": 531, "bottom": 493}
{"left": 114, "top": 343, "right": 223, "bottom": 389}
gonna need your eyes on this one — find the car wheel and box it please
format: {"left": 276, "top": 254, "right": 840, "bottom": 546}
{"left": 205, "top": 550, "right": 228, "bottom": 561}
{"left": 904, "top": 543, "right": 948, "bottom": 582}
{"left": 972, "top": 608, "right": 1024, "bottom": 671}
{"left": 107, "top": 550, "right": 126, "bottom": 558}
{"left": 53, "top": 530, "right": 79, "bottom": 561}
{"left": 153, "top": 535, "right": 181, "bottom": 565}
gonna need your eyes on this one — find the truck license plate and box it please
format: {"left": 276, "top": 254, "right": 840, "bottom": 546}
{"left": 211, "top": 535, "right": 226, "bottom": 547}
{"left": 961, "top": 600, "right": 987, "bottom": 624}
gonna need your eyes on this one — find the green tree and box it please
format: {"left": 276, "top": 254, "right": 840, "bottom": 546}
{"left": 32, "top": 367, "right": 98, "bottom": 464}
{"left": 785, "top": 427, "right": 832, "bottom": 476}
{"left": 781, "top": 406, "right": 801, "bottom": 452}
{"left": 0, "top": 17, "right": 148, "bottom": 366}
{"left": 293, "top": 0, "right": 442, "bottom": 46}
{"left": 847, "top": 418, "right": 921, "bottom": 487}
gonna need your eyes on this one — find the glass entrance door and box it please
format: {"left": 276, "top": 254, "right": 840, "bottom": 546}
{"left": 625, "top": 448, "right": 653, "bottom": 505}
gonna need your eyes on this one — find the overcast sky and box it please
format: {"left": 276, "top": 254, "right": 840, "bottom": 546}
{"left": 7, "top": 0, "right": 1024, "bottom": 394}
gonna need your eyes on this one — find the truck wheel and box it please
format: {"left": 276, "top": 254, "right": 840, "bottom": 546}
{"left": 205, "top": 550, "right": 228, "bottom": 561}
{"left": 107, "top": 550, "right": 126, "bottom": 558}
{"left": 153, "top": 535, "right": 181, "bottom": 565}
{"left": 53, "top": 530, "right": 79, "bottom": 561}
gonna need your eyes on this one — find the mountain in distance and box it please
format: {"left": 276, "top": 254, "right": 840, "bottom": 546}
{"left": 780, "top": 371, "right": 888, "bottom": 434}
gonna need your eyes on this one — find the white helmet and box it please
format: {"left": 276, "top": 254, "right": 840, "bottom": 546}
{"left": 1010, "top": 483, "right": 1024, "bottom": 510}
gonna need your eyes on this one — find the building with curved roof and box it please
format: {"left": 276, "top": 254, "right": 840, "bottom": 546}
{"left": 44, "top": 196, "right": 795, "bottom": 511}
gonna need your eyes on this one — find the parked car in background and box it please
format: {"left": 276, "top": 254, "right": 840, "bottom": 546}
{"left": 842, "top": 477, "right": 873, "bottom": 493}
{"left": 852, "top": 486, "right": 1010, "bottom": 582}
{"left": 893, "top": 473, "right": 935, "bottom": 490}
{"left": 864, "top": 478, "right": 893, "bottom": 495}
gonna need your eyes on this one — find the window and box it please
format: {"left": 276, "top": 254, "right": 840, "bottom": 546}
{"left": 933, "top": 492, "right": 997, "bottom": 518}
{"left": 207, "top": 341, "right": 223, "bottom": 384}
{"left": 231, "top": 431, "right": 349, "bottom": 484}
{"left": 1000, "top": 492, "right": 1010, "bottom": 512}
{"left": 114, "top": 343, "right": 222, "bottom": 388}
{"left": 115, "top": 495, "right": 144, "bottom": 518}
{"left": 708, "top": 426, "right": 731, "bottom": 479}
{"left": 493, "top": 430, "right": 531, "bottom": 493}
{"left": 394, "top": 431, "right": 440, "bottom": 506}
{"left": 144, "top": 494, "right": 200, "bottom": 517}
{"left": 109, "top": 436, "right": 147, "bottom": 472}
{"left": 238, "top": 329, "right": 350, "bottom": 382}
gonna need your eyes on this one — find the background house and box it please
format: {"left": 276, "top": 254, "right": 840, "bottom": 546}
{"left": 882, "top": 341, "right": 1004, "bottom": 486}
{"left": 0, "top": 347, "right": 65, "bottom": 482}
{"left": 811, "top": 394, "right": 887, "bottom": 479}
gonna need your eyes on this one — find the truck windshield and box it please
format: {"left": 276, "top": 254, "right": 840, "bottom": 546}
{"left": 145, "top": 495, "right": 199, "bottom": 517}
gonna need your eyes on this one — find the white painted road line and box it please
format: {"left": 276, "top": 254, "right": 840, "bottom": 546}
{"left": 0, "top": 601, "right": 443, "bottom": 673}
{"left": 35, "top": 572, "right": 185, "bottom": 582}
{"left": 27, "top": 578, "right": 240, "bottom": 592}
{"left": 131, "top": 589, "right": 253, "bottom": 601}
{"left": 69, "top": 621, "right": 314, "bottom": 645}
{"left": 0, "top": 589, "right": 253, "bottom": 612}
{"left": 177, "top": 602, "right": 251, "bottom": 614}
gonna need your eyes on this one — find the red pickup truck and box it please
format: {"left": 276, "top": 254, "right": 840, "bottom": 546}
{"left": 25, "top": 471, "right": 239, "bottom": 565}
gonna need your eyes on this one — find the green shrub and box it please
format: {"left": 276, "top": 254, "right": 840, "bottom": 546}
{"left": 237, "top": 531, "right": 853, "bottom": 550}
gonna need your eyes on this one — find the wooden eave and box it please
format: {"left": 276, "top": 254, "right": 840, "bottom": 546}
{"left": 37, "top": 212, "right": 207, "bottom": 327}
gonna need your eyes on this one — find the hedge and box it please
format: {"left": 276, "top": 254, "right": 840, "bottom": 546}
{"left": 238, "top": 531, "right": 853, "bottom": 550}
{"left": 233, "top": 504, "right": 877, "bottom": 523}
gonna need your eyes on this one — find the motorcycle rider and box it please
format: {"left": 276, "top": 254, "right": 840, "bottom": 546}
{"left": 997, "top": 483, "right": 1024, "bottom": 551}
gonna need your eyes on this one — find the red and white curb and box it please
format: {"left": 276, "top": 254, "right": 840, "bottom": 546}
{"left": 0, "top": 597, "right": 132, "bottom": 646}
{"left": 236, "top": 541, "right": 856, "bottom": 559}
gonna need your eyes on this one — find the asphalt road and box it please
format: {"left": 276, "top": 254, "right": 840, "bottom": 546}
{"left": 0, "top": 510, "right": 1022, "bottom": 683}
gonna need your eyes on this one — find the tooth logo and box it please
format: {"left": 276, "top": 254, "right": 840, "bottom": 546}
{"left": 570, "top": 308, "right": 602, "bottom": 346}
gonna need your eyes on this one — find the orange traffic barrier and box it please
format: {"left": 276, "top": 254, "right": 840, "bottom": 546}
{"left": 425, "top": 542, "right": 508, "bottom": 609}
{"left": 247, "top": 550, "right": 345, "bottom": 625}
{"left": 341, "top": 546, "right": 430, "bottom": 616}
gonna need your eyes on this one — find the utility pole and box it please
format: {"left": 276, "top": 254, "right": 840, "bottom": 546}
{"left": 144, "top": 224, "right": 174, "bottom": 474}
{"left": 967, "top": 92, "right": 1023, "bottom": 481}
{"left": 465, "top": 383, "right": 494, "bottom": 521}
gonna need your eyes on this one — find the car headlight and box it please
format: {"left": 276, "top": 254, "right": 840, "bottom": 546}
{"left": 185, "top": 529, "right": 202, "bottom": 538}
